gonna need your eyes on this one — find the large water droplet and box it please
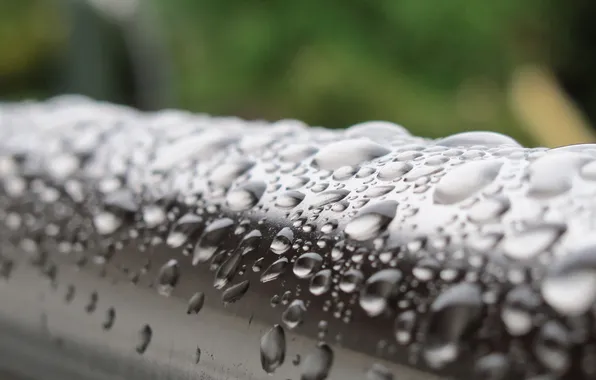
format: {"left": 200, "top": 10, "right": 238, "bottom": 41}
{"left": 260, "top": 324, "right": 286, "bottom": 373}
{"left": 275, "top": 191, "right": 305, "bottom": 209}
{"left": 344, "top": 200, "right": 398, "bottom": 242}
{"left": 293, "top": 252, "right": 323, "bottom": 279}
{"left": 310, "top": 269, "right": 332, "bottom": 296}
{"left": 394, "top": 310, "right": 417, "bottom": 344}
{"left": 377, "top": 162, "right": 412, "bottom": 181}
{"left": 209, "top": 159, "right": 254, "bottom": 188}
{"left": 359, "top": 269, "right": 402, "bottom": 317}
{"left": 282, "top": 299, "right": 307, "bottom": 329}
{"left": 534, "top": 321, "right": 571, "bottom": 374}
{"left": 435, "top": 131, "right": 520, "bottom": 148}
{"left": 226, "top": 181, "right": 266, "bottom": 211}
{"left": 193, "top": 218, "right": 234, "bottom": 264}
{"left": 312, "top": 139, "right": 390, "bottom": 170}
{"left": 502, "top": 224, "right": 565, "bottom": 260}
{"left": 222, "top": 280, "right": 250, "bottom": 305}
{"left": 339, "top": 269, "right": 363, "bottom": 293}
{"left": 157, "top": 259, "right": 180, "bottom": 297}
{"left": 166, "top": 213, "right": 203, "bottom": 248}
{"left": 434, "top": 160, "right": 503, "bottom": 204}
{"left": 214, "top": 252, "right": 242, "bottom": 289}
{"left": 261, "top": 258, "right": 289, "bottom": 283}
{"left": 501, "top": 285, "right": 540, "bottom": 336}
{"left": 300, "top": 343, "right": 334, "bottom": 380}
{"left": 270, "top": 227, "right": 294, "bottom": 255}
{"left": 527, "top": 151, "right": 590, "bottom": 198}
{"left": 542, "top": 239, "right": 596, "bottom": 316}
{"left": 311, "top": 189, "right": 349, "bottom": 208}
{"left": 423, "top": 283, "right": 483, "bottom": 369}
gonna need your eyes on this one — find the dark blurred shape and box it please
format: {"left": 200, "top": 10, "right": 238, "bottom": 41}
{"left": 58, "top": 0, "right": 173, "bottom": 110}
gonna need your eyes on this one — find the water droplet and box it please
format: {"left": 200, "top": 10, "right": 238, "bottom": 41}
{"left": 221, "top": 280, "right": 250, "bottom": 305}
{"left": 275, "top": 191, "right": 305, "bottom": 209}
{"left": 344, "top": 200, "right": 398, "bottom": 241}
{"left": 312, "top": 139, "right": 390, "bottom": 170}
{"left": 528, "top": 151, "right": 590, "bottom": 198}
{"left": 80, "top": 290, "right": 97, "bottom": 315}
{"left": 366, "top": 363, "right": 394, "bottom": 380}
{"left": 270, "top": 227, "right": 294, "bottom": 255}
{"left": 166, "top": 213, "right": 203, "bottom": 248}
{"left": 473, "top": 353, "right": 511, "bottom": 380}
{"left": 65, "top": 285, "right": 75, "bottom": 303}
{"left": 436, "top": 131, "right": 520, "bottom": 148}
{"left": 226, "top": 181, "right": 266, "bottom": 211}
{"left": 136, "top": 324, "right": 152, "bottom": 354}
{"left": 311, "top": 189, "right": 349, "bottom": 208}
{"left": 195, "top": 347, "right": 202, "bottom": 364}
{"left": 280, "top": 144, "right": 319, "bottom": 162}
{"left": 157, "top": 259, "right": 180, "bottom": 296}
{"left": 104, "top": 189, "right": 138, "bottom": 213}
{"left": 377, "top": 162, "right": 413, "bottom": 181}
{"left": 282, "top": 299, "right": 307, "bottom": 329}
{"left": 468, "top": 196, "right": 510, "bottom": 224}
{"left": 310, "top": 269, "right": 332, "bottom": 295}
{"left": 193, "top": 218, "right": 235, "bottom": 264}
{"left": 501, "top": 285, "right": 540, "bottom": 336}
{"left": 423, "top": 283, "right": 483, "bottom": 369}
{"left": 214, "top": 252, "right": 242, "bottom": 289}
{"left": 143, "top": 205, "right": 166, "bottom": 228}
{"left": 333, "top": 165, "right": 358, "bottom": 181}
{"left": 300, "top": 343, "right": 334, "bottom": 380}
{"left": 542, "top": 239, "right": 596, "bottom": 315}
{"left": 502, "top": 224, "right": 565, "bottom": 260}
{"left": 365, "top": 185, "right": 395, "bottom": 198}
{"left": 293, "top": 252, "right": 323, "bottom": 279}
{"left": 412, "top": 258, "right": 439, "bottom": 282}
{"left": 394, "top": 310, "right": 417, "bottom": 344}
{"left": 261, "top": 258, "right": 289, "bottom": 283}
{"left": 434, "top": 160, "right": 502, "bottom": 204}
{"left": 260, "top": 324, "right": 286, "bottom": 373}
{"left": 534, "top": 321, "right": 571, "bottom": 373}
{"left": 93, "top": 212, "right": 122, "bottom": 235}
{"left": 286, "top": 176, "right": 309, "bottom": 190}
{"left": 187, "top": 292, "right": 205, "bottom": 314}
{"left": 339, "top": 269, "right": 363, "bottom": 293}
{"left": 103, "top": 307, "right": 115, "bottom": 330}
{"left": 359, "top": 269, "right": 402, "bottom": 317}
{"left": 209, "top": 159, "right": 254, "bottom": 188}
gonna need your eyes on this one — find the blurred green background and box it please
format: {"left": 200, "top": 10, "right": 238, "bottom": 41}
{"left": 2, "top": 0, "right": 596, "bottom": 147}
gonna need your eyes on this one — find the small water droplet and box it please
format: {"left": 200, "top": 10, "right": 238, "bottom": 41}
{"left": 473, "top": 353, "right": 511, "bottom": 380}
{"left": 502, "top": 224, "right": 565, "bottom": 260}
{"left": 434, "top": 160, "right": 503, "bottom": 204}
{"left": 377, "top": 162, "right": 412, "bottom": 181}
{"left": 311, "top": 189, "right": 349, "bottom": 208}
{"left": 534, "top": 321, "right": 571, "bottom": 373}
{"left": 501, "top": 285, "right": 540, "bottom": 336}
{"left": 214, "top": 252, "right": 242, "bottom": 289}
{"left": 282, "top": 299, "right": 307, "bottom": 329}
{"left": 136, "top": 324, "right": 152, "bottom": 354}
{"left": 86, "top": 291, "right": 98, "bottom": 313}
{"left": 195, "top": 346, "right": 202, "bottom": 364}
{"left": 260, "top": 324, "right": 286, "bottom": 373}
{"left": 103, "top": 307, "right": 116, "bottom": 330}
{"left": 394, "top": 310, "right": 417, "bottom": 344}
{"left": 339, "top": 269, "right": 363, "bottom": 293}
{"left": 93, "top": 212, "right": 122, "bottom": 235}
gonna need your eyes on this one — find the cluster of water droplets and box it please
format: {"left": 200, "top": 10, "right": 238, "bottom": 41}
{"left": 4, "top": 96, "right": 596, "bottom": 379}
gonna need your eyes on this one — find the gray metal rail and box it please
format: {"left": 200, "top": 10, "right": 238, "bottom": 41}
{"left": 0, "top": 95, "right": 592, "bottom": 380}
